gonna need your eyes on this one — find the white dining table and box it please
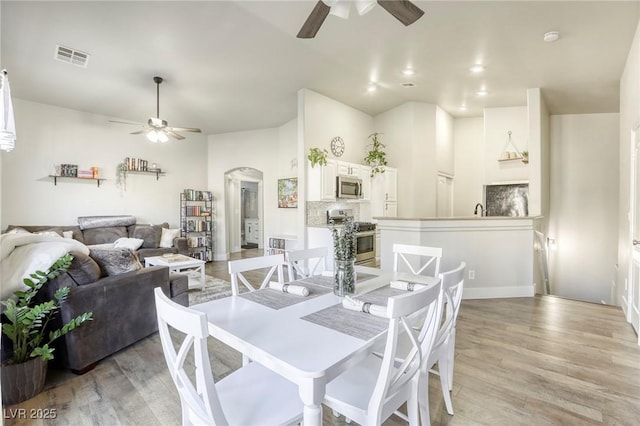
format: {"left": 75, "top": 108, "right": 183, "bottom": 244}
{"left": 191, "top": 268, "right": 440, "bottom": 426}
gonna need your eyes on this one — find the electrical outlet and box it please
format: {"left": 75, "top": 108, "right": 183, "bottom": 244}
{"left": 468, "top": 270, "right": 475, "bottom": 280}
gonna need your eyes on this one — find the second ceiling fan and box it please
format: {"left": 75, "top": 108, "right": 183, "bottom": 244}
{"left": 297, "top": 0, "right": 425, "bottom": 39}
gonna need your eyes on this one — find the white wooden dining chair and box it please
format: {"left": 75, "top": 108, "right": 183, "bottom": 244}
{"left": 228, "top": 254, "right": 285, "bottom": 295}
{"left": 285, "top": 247, "right": 328, "bottom": 281}
{"left": 393, "top": 243, "right": 442, "bottom": 277}
{"left": 154, "top": 288, "right": 303, "bottom": 426}
{"left": 425, "top": 261, "right": 466, "bottom": 418}
{"left": 323, "top": 281, "right": 444, "bottom": 426}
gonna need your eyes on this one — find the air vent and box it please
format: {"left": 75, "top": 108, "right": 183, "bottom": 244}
{"left": 54, "top": 45, "right": 90, "bottom": 68}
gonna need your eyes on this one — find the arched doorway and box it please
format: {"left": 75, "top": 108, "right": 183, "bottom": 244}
{"left": 224, "top": 167, "right": 264, "bottom": 255}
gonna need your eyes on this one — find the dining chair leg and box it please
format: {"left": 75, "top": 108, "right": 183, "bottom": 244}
{"left": 418, "top": 372, "right": 431, "bottom": 426}
{"left": 408, "top": 379, "right": 420, "bottom": 426}
{"left": 447, "top": 329, "right": 457, "bottom": 391}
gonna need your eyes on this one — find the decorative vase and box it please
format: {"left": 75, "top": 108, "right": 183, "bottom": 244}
{"left": 334, "top": 259, "right": 356, "bottom": 296}
{"left": 1, "top": 357, "right": 48, "bottom": 405}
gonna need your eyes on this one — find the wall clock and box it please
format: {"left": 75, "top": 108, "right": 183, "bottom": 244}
{"left": 331, "top": 136, "right": 345, "bottom": 157}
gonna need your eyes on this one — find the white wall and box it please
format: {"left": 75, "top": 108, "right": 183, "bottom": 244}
{"left": 453, "top": 117, "right": 484, "bottom": 216}
{"left": 208, "top": 120, "right": 297, "bottom": 260}
{"left": 375, "top": 102, "right": 438, "bottom": 217}
{"left": 483, "top": 106, "right": 529, "bottom": 185}
{"left": 617, "top": 18, "right": 640, "bottom": 308}
{"left": 549, "top": 113, "right": 619, "bottom": 304}
{"left": 436, "top": 106, "right": 454, "bottom": 176}
{"left": 1, "top": 99, "right": 208, "bottom": 229}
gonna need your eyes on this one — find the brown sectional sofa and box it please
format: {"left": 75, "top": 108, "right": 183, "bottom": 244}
{"left": 5, "top": 216, "right": 191, "bottom": 373}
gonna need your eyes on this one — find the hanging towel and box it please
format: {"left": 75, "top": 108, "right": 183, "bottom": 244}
{"left": 0, "top": 70, "right": 16, "bottom": 152}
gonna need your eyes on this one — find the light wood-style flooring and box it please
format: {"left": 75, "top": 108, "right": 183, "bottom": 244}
{"left": 4, "top": 250, "right": 639, "bottom": 425}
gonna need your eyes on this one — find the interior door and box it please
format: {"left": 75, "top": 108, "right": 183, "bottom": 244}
{"left": 436, "top": 173, "right": 453, "bottom": 217}
{"left": 628, "top": 126, "right": 640, "bottom": 339}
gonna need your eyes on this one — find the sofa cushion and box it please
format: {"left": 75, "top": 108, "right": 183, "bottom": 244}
{"left": 89, "top": 247, "right": 142, "bottom": 277}
{"left": 83, "top": 226, "right": 128, "bottom": 245}
{"left": 113, "top": 237, "right": 144, "bottom": 251}
{"left": 78, "top": 215, "right": 136, "bottom": 230}
{"left": 66, "top": 253, "right": 102, "bottom": 285}
{"left": 128, "top": 223, "right": 168, "bottom": 248}
{"left": 159, "top": 228, "right": 181, "bottom": 248}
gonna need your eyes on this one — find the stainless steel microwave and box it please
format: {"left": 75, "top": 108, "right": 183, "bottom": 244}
{"left": 336, "top": 175, "right": 363, "bottom": 199}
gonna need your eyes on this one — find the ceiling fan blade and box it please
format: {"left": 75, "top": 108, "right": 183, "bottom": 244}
{"left": 168, "top": 126, "right": 202, "bottom": 133}
{"left": 297, "top": 0, "right": 331, "bottom": 38}
{"left": 165, "top": 130, "right": 186, "bottom": 140}
{"left": 377, "top": 0, "right": 424, "bottom": 26}
{"left": 109, "top": 120, "right": 144, "bottom": 126}
{"left": 130, "top": 129, "right": 148, "bottom": 135}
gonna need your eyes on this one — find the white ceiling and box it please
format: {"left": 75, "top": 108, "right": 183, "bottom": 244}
{"left": 2, "top": 1, "right": 638, "bottom": 135}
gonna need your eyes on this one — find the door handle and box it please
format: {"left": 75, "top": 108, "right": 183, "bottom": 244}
{"left": 634, "top": 240, "right": 640, "bottom": 246}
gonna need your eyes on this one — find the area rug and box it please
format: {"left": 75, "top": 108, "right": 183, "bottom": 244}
{"left": 185, "top": 271, "right": 234, "bottom": 305}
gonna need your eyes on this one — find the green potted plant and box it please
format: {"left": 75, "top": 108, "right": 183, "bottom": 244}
{"left": 116, "top": 161, "right": 128, "bottom": 191}
{"left": 363, "top": 133, "right": 388, "bottom": 177}
{"left": 521, "top": 150, "right": 529, "bottom": 164}
{"left": 1, "top": 254, "right": 93, "bottom": 405}
{"left": 307, "top": 147, "right": 328, "bottom": 168}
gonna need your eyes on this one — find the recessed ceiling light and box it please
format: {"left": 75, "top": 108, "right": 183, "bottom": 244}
{"left": 367, "top": 83, "right": 377, "bottom": 92}
{"left": 402, "top": 68, "right": 415, "bottom": 76}
{"left": 401, "top": 82, "right": 415, "bottom": 87}
{"left": 469, "top": 64, "right": 485, "bottom": 73}
{"left": 476, "top": 89, "right": 488, "bottom": 97}
{"left": 543, "top": 31, "right": 560, "bottom": 42}
{"left": 459, "top": 105, "right": 468, "bottom": 111}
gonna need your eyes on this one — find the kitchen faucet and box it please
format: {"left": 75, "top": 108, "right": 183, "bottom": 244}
{"left": 474, "top": 203, "right": 485, "bottom": 216}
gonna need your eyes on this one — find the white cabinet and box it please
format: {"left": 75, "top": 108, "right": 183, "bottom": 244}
{"left": 336, "top": 161, "right": 359, "bottom": 177}
{"left": 358, "top": 165, "right": 371, "bottom": 201}
{"left": 244, "top": 218, "right": 259, "bottom": 244}
{"left": 308, "top": 159, "right": 337, "bottom": 201}
{"left": 371, "top": 166, "right": 398, "bottom": 218}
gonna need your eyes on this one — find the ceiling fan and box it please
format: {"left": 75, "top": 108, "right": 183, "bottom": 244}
{"left": 111, "top": 76, "right": 201, "bottom": 143}
{"left": 297, "top": 0, "right": 425, "bottom": 39}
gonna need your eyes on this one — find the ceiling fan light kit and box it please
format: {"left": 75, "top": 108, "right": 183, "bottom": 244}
{"left": 297, "top": 0, "right": 424, "bottom": 38}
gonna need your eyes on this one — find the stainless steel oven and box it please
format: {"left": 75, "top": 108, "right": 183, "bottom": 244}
{"left": 354, "top": 222, "right": 376, "bottom": 265}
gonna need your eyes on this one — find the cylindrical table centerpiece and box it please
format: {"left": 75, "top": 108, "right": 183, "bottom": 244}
{"left": 331, "top": 217, "right": 357, "bottom": 296}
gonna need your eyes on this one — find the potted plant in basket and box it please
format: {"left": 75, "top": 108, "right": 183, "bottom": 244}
{"left": 331, "top": 217, "right": 357, "bottom": 296}
{"left": 1, "top": 254, "right": 93, "bottom": 405}
{"left": 363, "top": 132, "right": 388, "bottom": 177}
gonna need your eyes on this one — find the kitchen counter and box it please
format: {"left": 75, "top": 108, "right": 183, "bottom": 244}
{"left": 376, "top": 216, "right": 544, "bottom": 299}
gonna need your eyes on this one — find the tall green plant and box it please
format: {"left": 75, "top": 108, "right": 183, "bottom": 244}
{"left": 308, "top": 147, "right": 328, "bottom": 168}
{"left": 363, "top": 133, "right": 388, "bottom": 177}
{"left": 1, "top": 254, "right": 93, "bottom": 364}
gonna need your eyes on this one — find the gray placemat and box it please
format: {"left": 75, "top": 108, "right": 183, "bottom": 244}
{"left": 301, "top": 286, "right": 405, "bottom": 340}
{"left": 302, "top": 304, "right": 389, "bottom": 340}
{"left": 299, "top": 272, "right": 378, "bottom": 289}
{"left": 238, "top": 283, "right": 331, "bottom": 309}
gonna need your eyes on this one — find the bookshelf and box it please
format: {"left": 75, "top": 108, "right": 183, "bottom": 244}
{"left": 180, "top": 189, "right": 214, "bottom": 262}
{"left": 266, "top": 235, "right": 297, "bottom": 256}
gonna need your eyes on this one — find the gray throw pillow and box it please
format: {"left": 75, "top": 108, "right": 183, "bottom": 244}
{"left": 90, "top": 247, "right": 142, "bottom": 277}
{"left": 66, "top": 253, "right": 102, "bottom": 285}
{"left": 83, "top": 226, "right": 128, "bottom": 245}
{"left": 129, "top": 223, "right": 168, "bottom": 248}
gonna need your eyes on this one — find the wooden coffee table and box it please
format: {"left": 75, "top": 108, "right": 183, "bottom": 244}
{"left": 144, "top": 254, "right": 206, "bottom": 290}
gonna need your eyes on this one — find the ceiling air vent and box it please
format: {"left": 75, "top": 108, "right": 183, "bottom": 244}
{"left": 54, "top": 45, "right": 90, "bottom": 68}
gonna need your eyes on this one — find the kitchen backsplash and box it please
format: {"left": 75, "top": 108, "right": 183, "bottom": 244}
{"left": 307, "top": 201, "right": 360, "bottom": 226}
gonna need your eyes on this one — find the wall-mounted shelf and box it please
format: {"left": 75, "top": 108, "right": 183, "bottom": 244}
{"left": 498, "top": 157, "right": 523, "bottom": 163}
{"left": 127, "top": 169, "right": 165, "bottom": 180}
{"left": 48, "top": 175, "right": 106, "bottom": 187}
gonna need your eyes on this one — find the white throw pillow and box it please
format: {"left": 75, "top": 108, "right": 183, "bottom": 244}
{"left": 113, "top": 237, "right": 145, "bottom": 251}
{"left": 159, "top": 228, "right": 181, "bottom": 248}
{"left": 63, "top": 230, "right": 74, "bottom": 239}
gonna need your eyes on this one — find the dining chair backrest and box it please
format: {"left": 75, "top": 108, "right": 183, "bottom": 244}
{"left": 228, "top": 254, "right": 285, "bottom": 295}
{"left": 285, "top": 247, "right": 328, "bottom": 281}
{"left": 368, "top": 281, "right": 444, "bottom": 423}
{"left": 393, "top": 243, "right": 442, "bottom": 277}
{"left": 154, "top": 287, "right": 226, "bottom": 425}
{"left": 426, "top": 261, "right": 466, "bottom": 364}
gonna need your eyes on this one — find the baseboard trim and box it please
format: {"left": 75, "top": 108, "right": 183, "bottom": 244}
{"left": 463, "top": 285, "right": 535, "bottom": 299}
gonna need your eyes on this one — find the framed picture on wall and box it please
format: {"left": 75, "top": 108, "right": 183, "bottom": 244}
{"left": 278, "top": 178, "right": 298, "bottom": 208}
